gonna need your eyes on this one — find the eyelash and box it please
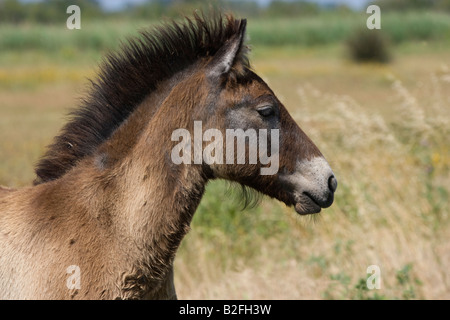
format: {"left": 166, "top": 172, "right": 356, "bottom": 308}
{"left": 257, "top": 105, "right": 275, "bottom": 117}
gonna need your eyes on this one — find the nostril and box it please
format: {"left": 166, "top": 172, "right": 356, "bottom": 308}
{"left": 328, "top": 175, "right": 337, "bottom": 193}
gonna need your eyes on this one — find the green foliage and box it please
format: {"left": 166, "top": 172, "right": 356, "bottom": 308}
{"left": 382, "top": 11, "right": 450, "bottom": 44}
{"left": 189, "top": 180, "right": 288, "bottom": 262}
{"left": 0, "top": 0, "right": 103, "bottom": 24}
{"left": 396, "top": 264, "right": 423, "bottom": 299}
{"left": 373, "top": 0, "right": 450, "bottom": 12}
{"left": 0, "top": 20, "right": 148, "bottom": 54}
{"left": 323, "top": 264, "right": 423, "bottom": 300}
{"left": 262, "top": 0, "right": 320, "bottom": 18}
{"left": 247, "top": 14, "right": 356, "bottom": 47}
{"left": 0, "top": 0, "right": 28, "bottom": 24}
{"left": 2, "top": 0, "right": 450, "bottom": 27}
{"left": 1, "top": 10, "right": 449, "bottom": 54}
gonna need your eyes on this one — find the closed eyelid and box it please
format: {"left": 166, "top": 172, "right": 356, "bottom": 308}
{"left": 256, "top": 105, "right": 276, "bottom": 117}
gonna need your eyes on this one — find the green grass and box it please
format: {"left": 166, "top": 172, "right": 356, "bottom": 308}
{"left": 1, "top": 11, "right": 449, "bottom": 54}
{"left": 0, "top": 21, "right": 134, "bottom": 52}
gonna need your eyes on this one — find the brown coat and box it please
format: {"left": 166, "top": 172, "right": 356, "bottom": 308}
{"left": 0, "top": 12, "right": 336, "bottom": 299}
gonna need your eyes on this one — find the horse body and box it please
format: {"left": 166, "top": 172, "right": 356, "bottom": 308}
{"left": 0, "top": 13, "right": 336, "bottom": 299}
{"left": 0, "top": 71, "right": 202, "bottom": 299}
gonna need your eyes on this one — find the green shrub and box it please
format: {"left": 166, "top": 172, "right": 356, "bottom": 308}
{"left": 346, "top": 28, "right": 391, "bottom": 63}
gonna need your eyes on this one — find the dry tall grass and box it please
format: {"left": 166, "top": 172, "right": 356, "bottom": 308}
{"left": 174, "top": 49, "right": 450, "bottom": 300}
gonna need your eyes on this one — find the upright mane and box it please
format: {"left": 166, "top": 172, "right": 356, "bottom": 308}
{"left": 34, "top": 12, "right": 249, "bottom": 184}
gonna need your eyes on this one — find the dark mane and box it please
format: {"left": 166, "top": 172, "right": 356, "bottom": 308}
{"left": 34, "top": 12, "right": 249, "bottom": 184}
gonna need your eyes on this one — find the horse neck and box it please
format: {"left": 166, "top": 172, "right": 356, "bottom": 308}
{"left": 91, "top": 72, "right": 210, "bottom": 284}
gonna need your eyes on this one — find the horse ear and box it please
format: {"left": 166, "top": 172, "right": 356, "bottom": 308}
{"left": 207, "top": 19, "right": 247, "bottom": 79}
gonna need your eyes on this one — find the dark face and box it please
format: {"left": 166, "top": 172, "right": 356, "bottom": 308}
{"left": 201, "top": 70, "right": 337, "bottom": 215}
{"left": 169, "top": 18, "right": 338, "bottom": 215}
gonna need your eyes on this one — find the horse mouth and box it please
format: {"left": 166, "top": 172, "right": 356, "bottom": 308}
{"left": 292, "top": 191, "right": 334, "bottom": 215}
{"left": 278, "top": 157, "right": 337, "bottom": 216}
{"left": 295, "top": 204, "right": 321, "bottom": 215}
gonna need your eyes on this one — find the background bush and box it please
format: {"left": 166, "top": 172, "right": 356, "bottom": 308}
{"left": 346, "top": 28, "right": 391, "bottom": 63}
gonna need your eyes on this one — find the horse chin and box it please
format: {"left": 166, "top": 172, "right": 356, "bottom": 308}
{"left": 294, "top": 202, "right": 321, "bottom": 215}
{"left": 291, "top": 192, "right": 323, "bottom": 215}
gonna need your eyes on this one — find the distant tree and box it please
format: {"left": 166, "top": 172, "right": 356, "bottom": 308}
{"left": 436, "top": 0, "right": 450, "bottom": 11}
{"left": 126, "top": 1, "right": 165, "bottom": 20}
{"left": 0, "top": 0, "right": 27, "bottom": 24}
{"left": 372, "top": 0, "right": 450, "bottom": 11}
{"left": 264, "top": 0, "right": 320, "bottom": 18}
{"left": 225, "top": 0, "right": 262, "bottom": 18}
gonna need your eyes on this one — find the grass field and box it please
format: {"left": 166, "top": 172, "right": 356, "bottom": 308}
{"left": 0, "top": 13, "right": 449, "bottom": 299}
{"left": 1, "top": 11, "right": 450, "bottom": 51}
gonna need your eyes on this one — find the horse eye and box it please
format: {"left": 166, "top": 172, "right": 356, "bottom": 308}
{"left": 256, "top": 105, "right": 275, "bottom": 117}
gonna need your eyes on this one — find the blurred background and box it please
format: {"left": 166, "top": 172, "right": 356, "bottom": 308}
{"left": 0, "top": 0, "right": 449, "bottom": 299}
